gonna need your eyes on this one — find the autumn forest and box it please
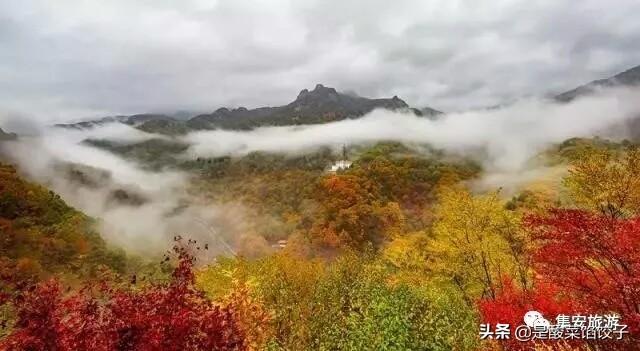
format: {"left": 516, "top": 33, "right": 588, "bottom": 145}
{"left": 2, "top": 135, "right": 640, "bottom": 350}
{"left": 3, "top": 2, "right": 640, "bottom": 350}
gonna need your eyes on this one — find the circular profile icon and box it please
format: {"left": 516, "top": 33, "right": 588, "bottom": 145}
{"left": 523, "top": 311, "right": 549, "bottom": 328}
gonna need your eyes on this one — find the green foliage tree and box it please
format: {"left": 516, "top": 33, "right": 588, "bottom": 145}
{"left": 198, "top": 252, "right": 479, "bottom": 351}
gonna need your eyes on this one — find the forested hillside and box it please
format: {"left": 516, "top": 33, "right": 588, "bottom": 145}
{"left": 0, "top": 163, "right": 128, "bottom": 284}
{"left": 4, "top": 0, "right": 640, "bottom": 349}
{"left": 2, "top": 138, "right": 640, "bottom": 350}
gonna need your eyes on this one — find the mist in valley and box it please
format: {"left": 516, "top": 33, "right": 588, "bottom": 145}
{"left": 1, "top": 85, "right": 640, "bottom": 255}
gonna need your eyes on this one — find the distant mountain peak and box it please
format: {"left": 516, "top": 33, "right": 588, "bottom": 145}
{"left": 611, "top": 64, "right": 640, "bottom": 85}
{"left": 295, "top": 84, "right": 339, "bottom": 102}
{"left": 185, "top": 83, "right": 429, "bottom": 130}
{"left": 555, "top": 64, "right": 640, "bottom": 102}
{"left": 58, "top": 84, "right": 441, "bottom": 133}
{"left": 420, "top": 106, "right": 443, "bottom": 117}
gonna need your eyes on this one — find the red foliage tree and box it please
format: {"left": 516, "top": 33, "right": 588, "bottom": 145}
{"left": 478, "top": 278, "right": 579, "bottom": 350}
{"left": 479, "top": 209, "right": 640, "bottom": 350}
{"left": 528, "top": 209, "right": 640, "bottom": 333}
{"left": 1, "top": 246, "right": 247, "bottom": 351}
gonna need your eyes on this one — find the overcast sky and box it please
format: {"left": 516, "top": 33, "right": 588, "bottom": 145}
{"left": 2, "top": 0, "right": 640, "bottom": 122}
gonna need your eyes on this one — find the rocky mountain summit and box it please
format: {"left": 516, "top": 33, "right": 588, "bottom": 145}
{"left": 58, "top": 84, "right": 441, "bottom": 133}
{"left": 187, "top": 84, "right": 436, "bottom": 130}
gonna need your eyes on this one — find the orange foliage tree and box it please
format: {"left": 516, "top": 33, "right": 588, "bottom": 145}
{"left": 307, "top": 174, "right": 404, "bottom": 250}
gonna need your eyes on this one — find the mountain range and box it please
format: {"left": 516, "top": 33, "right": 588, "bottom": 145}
{"left": 187, "top": 84, "right": 433, "bottom": 130}
{"left": 55, "top": 84, "right": 442, "bottom": 134}
{"left": 555, "top": 65, "right": 640, "bottom": 102}
{"left": 37, "top": 63, "right": 640, "bottom": 136}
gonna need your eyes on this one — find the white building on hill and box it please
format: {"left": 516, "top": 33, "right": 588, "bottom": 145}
{"left": 328, "top": 159, "right": 352, "bottom": 173}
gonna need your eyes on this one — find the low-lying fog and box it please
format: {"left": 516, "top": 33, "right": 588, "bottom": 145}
{"left": 2, "top": 86, "right": 640, "bottom": 254}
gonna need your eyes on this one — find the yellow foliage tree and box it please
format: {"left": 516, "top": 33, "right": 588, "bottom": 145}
{"left": 564, "top": 147, "right": 640, "bottom": 218}
{"left": 382, "top": 231, "right": 432, "bottom": 286}
{"left": 430, "top": 186, "right": 530, "bottom": 303}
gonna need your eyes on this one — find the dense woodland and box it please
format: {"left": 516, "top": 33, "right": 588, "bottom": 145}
{"left": 1, "top": 138, "right": 640, "bottom": 350}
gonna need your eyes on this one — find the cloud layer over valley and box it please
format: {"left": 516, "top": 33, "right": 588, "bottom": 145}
{"left": 184, "top": 87, "right": 640, "bottom": 171}
{"left": 2, "top": 86, "right": 640, "bottom": 254}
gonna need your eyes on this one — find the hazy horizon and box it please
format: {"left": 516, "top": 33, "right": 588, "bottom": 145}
{"left": 2, "top": 0, "right": 640, "bottom": 123}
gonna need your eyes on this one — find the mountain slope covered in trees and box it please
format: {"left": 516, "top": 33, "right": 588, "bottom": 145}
{"left": 3, "top": 138, "right": 640, "bottom": 349}
{"left": 0, "top": 163, "right": 128, "bottom": 286}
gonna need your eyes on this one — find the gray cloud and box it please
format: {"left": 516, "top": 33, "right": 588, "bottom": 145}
{"left": 1, "top": 0, "right": 640, "bottom": 122}
{"left": 0, "top": 123, "right": 246, "bottom": 255}
{"left": 2, "top": 85, "right": 639, "bottom": 253}
{"left": 182, "top": 86, "right": 640, "bottom": 171}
